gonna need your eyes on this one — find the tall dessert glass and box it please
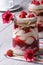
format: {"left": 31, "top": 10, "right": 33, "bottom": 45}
{"left": 12, "top": 12, "right": 39, "bottom": 56}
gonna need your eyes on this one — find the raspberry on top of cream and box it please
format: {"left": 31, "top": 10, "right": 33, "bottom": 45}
{"left": 16, "top": 11, "right": 37, "bottom": 26}
{"left": 28, "top": 0, "right": 43, "bottom": 10}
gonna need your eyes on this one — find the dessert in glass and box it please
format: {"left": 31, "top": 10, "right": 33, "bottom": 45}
{"left": 12, "top": 11, "right": 39, "bottom": 56}
{"left": 37, "top": 14, "right": 43, "bottom": 38}
{"left": 28, "top": 0, "right": 43, "bottom": 38}
{"left": 28, "top": 0, "right": 43, "bottom": 15}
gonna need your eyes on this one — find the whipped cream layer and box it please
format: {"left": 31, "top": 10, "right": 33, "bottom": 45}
{"left": 28, "top": 4, "right": 43, "bottom": 10}
{"left": 16, "top": 16, "right": 37, "bottom": 24}
{"left": 13, "top": 46, "right": 25, "bottom": 55}
{"left": 15, "top": 16, "right": 37, "bottom": 27}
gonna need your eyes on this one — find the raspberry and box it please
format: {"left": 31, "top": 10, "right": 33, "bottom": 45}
{"left": 19, "top": 11, "right": 27, "bottom": 18}
{"left": 35, "top": 1, "right": 40, "bottom": 5}
{"left": 27, "top": 13, "right": 35, "bottom": 18}
{"left": 32, "top": 0, "right": 36, "bottom": 4}
{"left": 19, "top": 14, "right": 26, "bottom": 18}
{"left": 20, "top": 11, "right": 27, "bottom": 15}
{"left": 24, "top": 49, "right": 34, "bottom": 62}
{"left": 41, "top": 0, "right": 43, "bottom": 4}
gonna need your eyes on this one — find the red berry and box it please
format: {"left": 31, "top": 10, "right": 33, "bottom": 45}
{"left": 19, "top": 14, "right": 26, "bottom": 18}
{"left": 6, "top": 49, "right": 13, "bottom": 57}
{"left": 35, "top": 1, "right": 40, "bottom": 5}
{"left": 32, "top": 0, "right": 36, "bottom": 4}
{"left": 20, "top": 11, "right": 27, "bottom": 15}
{"left": 2, "top": 10, "right": 13, "bottom": 23}
{"left": 41, "top": 0, "right": 43, "bottom": 4}
{"left": 27, "top": 13, "right": 35, "bottom": 18}
{"left": 19, "top": 11, "right": 27, "bottom": 18}
{"left": 24, "top": 49, "right": 34, "bottom": 62}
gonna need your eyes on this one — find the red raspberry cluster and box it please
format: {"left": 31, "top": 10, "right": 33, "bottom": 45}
{"left": 19, "top": 11, "right": 35, "bottom": 18}
{"left": 32, "top": 0, "right": 43, "bottom": 5}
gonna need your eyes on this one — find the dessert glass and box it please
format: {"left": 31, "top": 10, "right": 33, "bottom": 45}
{"left": 28, "top": 0, "right": 43, "bottom": 38}
{"left": 12, "top": 16, "right": 39, "bottom": 56}
{"left": 37, "top": 15, "right": 43, "bottom": 38}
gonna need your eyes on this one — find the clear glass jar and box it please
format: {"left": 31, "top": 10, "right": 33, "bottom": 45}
{"left": 12, "top": 15, "right": 39, "bottom": 55}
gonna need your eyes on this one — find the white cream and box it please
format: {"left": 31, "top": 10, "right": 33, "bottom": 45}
{"left": 13, "top": 46, "right": 24, "bottom": 55}
{"left": 16, "top": 16, "right": 37, "bottom": 25}
{"left": 25, "top": 36, "right": 34, "bottom": 44}
{"left": 28, "top": 3, "right": 43, "bottom": 10}
{"left": 19, "top": 32, "right": 33, "bottom": 40}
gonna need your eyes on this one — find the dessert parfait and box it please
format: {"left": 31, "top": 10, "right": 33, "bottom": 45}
{"left": 28, "top": 0, "right": 43, "bottom": 15}
{"left": 28, "top": 0, "right": 43, "bottom": 38}
{"left": 37, "top": 14, "right": 43, "bottom": 38}
{"left": 12, "top": 11, "right": 39, "bottom": 56}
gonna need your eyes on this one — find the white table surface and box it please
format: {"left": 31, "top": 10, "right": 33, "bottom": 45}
{"left": 0, "top": 0, "right": 43, "bottom": 65}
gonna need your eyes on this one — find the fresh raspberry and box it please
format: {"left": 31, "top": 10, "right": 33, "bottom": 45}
{"left": 27, "top": 13, "right": 35, "bottom": 18}
{"left": 19, "top": 11, "right": 27, "bottom": 18}
{"left": 34, "top": 1, "right": 40, "bottom": 5}
{"left": 41, "top": 0, "right": 43, "bottom": 4}
{"left": 32, "top": 0, "right": 36, "bottom": 4}
{"left": 19, "top": 14, "right": 26, "bottom": 18}
{"left": 2, "top": 10, "right": 13, "bottom": 23}
{"left": 24, "top": 49, "right": 34, "bottom": 62}
{"left": 20, "top": 11, "right": 27, "bottom": 15}
{"left": 6, "top": 49, "right": 13, "bottom": 57}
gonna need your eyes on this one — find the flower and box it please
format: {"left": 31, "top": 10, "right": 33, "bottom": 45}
{"left": 2, "top": 10, "right": 13, "bottom": 23}
{"left": 24, "top": 49, "right": 34, "bottom": 62}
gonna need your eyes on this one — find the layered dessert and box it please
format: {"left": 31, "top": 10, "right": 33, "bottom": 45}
{"left": 28, "top": 0, "right": 43, "bottom": 15}
{"left": 12, "top": 11, "right": 39, "bottom": 55}
{"left": 28, "top": 0, "right": 43, "bottom": 38}
{"left": 37, "top": 15, "right": 43, "bottom": 38}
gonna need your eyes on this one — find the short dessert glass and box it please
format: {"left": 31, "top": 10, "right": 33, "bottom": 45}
{"left": 12, "top": 17, "right": 39, "bottom": 56}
